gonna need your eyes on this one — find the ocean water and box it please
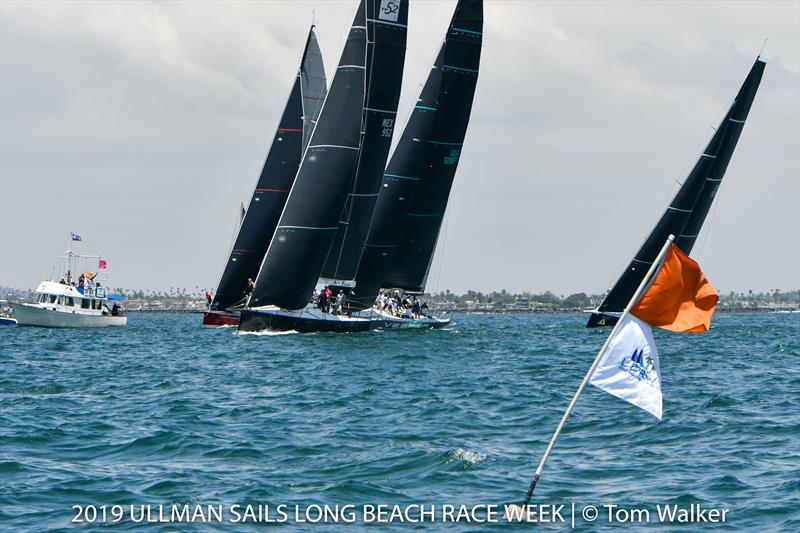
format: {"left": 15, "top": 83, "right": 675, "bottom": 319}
{"left": 1, "top": 312, "right": 798, "bottom": 532}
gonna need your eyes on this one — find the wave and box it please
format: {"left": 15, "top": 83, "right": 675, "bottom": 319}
{"left": 444, "top": 448, "right": 486, "bottom": 465}
{"left": 235, "top": 329, "right": 299, "bottom": 336}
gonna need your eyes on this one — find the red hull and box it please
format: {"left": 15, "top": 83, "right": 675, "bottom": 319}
{"left": 202, "top": 310, "right": 240, "bottom": 327}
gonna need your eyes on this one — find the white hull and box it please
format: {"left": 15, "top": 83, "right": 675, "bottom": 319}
{"left": 12, "top": 303, "right": 127, "bottom": 328}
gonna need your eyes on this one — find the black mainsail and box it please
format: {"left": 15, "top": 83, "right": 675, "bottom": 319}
{"left": 249, "top": 2, "right": 368, "bottom": 310}
{"left": 588, "top": 58, "right": 765, "bottom": 327}
{"left": 209, "top": 27, "right": 326, "bottom": 312}
{"left": 351, "top": 0, "right": 483, "bottom": 307}
{"left": 320, "top": 0, "right": 409, "bottom": 285}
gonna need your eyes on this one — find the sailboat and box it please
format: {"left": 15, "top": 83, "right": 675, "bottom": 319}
{"left": 587, "top": 57, "right": 766, "bottom": 328}
{"left": 351, "top": 0, "right": 483, "bottom": 310}
{"left": 203, "top": 25, "right": 327, "bottom": 327}
{"left": 238, "top": 0, "right": 483, "bottom": 333}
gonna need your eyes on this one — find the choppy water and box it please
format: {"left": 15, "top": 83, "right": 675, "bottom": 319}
{"left": 1, "top": 312, "right": 798, "bottom": 531}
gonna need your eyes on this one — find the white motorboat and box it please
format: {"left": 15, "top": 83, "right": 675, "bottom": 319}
{"left": 12, "top": 281, "right": 126, "bottom": 328}
{"left": 12, "top": 247, "right": 127, "bottom": 328}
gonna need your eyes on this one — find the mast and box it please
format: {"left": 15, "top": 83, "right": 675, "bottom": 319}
{"left": 249, "top": 1, "right": 369, "bottom": 310}
{"left": 319, "top": 0, "right": 409, "bottom": 286}
{"left": 351, "top": 0, "right": 483, "bottom": 308}
{"left": 588, "top": 58, "right": 765, "bottom": 327}
{"left": 209, "top": 26, "right": 327, "bottom": 312}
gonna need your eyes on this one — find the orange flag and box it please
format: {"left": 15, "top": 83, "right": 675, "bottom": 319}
{"left": 631, "top": 243, "right": 719, "bottom": 332}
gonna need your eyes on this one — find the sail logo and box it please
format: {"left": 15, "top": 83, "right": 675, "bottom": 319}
{"left": 443, "top": 148, "right": 460, "bottom": 165}
{"left": 619, "top": 347, "right": 659, "bottom": 385}
{"left": 379, "top": 1, "right": 400, "bottom": 22}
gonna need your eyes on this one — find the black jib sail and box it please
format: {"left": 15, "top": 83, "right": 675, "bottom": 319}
{"left": 249, "top": 2, "right": 368, "bottom": 310}
{"left": 587, "top": 58, "right": 765, "bottom": 328}
{"left": 351, "top": 0, "right": 483, "bottom": 307}
{"left": 210, "top": 26, "right": 326, "bottom": 312}
{"left": 320, "top": 0, "right": 409, "bottom": 285}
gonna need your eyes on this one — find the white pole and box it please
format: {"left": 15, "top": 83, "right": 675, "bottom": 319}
{"left": 518, "top": 234, "right": 676, "bottom": 507}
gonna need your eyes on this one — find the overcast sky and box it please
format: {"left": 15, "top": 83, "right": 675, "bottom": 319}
{"left": 1, "top": 0, "right": 798, "bottom": 296}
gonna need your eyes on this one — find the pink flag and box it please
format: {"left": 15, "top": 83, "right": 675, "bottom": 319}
{"left": 98, "top": 259, "right": 107, "bottom": 269}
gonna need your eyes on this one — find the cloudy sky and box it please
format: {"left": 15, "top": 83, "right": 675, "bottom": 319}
{"left": 1, "top": 0, "right": 798, "bottom": 296}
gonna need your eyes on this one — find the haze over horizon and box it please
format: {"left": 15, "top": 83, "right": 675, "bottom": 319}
{"left": 1, "top": 1, "right": 798, "bottom": 296}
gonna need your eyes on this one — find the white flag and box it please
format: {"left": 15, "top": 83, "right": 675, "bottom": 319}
{"left": 590, "top": 314, "right": 662, "bottom": 419}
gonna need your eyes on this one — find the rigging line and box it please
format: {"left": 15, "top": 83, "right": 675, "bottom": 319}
{"left": 431, "top": 195, "right": 452, "bottom": 295}
{"left": 695, "top": 175, "right": 725, "bottom": 262}
{"left": 640, "top": 95, "right": 733, "bottom": 250}
{"left": 758, "top": 38, "right": 768, "bottom": 58}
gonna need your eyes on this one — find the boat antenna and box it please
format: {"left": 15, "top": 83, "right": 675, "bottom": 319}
{"left": 311, "top": 9, "right": 317, "bottom": 28}
{"left": 758, "top": 38, "right": 768, "bottom": 59}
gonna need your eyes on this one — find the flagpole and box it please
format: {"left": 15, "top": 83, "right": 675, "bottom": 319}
{"left": 516, "top": 234, "right": 675, "bottom": 508}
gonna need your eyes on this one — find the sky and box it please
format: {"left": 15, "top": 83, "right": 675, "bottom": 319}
{"left": 1, "top": 0, "right": 798, "bottom": 296}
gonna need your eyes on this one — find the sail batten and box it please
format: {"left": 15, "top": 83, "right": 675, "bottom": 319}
{"left": 209, "top": 26, "right": 326, "bottom": 312}
{"left": 589, "top": 58, "right": 765, "bottom": 327}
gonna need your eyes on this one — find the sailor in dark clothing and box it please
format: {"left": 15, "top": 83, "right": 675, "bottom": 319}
{"left": 412, "top": 298, "right": 421, "bottom": 319}
{"left": 245, "top": 277, "right": 256, "bottom": 296}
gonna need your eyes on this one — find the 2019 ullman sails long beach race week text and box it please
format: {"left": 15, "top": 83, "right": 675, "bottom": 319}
{"left": 1, "top": 0, "right": 798, "bottom": 531}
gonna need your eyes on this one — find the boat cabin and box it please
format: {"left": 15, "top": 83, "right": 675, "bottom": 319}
{"left": 32, "top": 281, "right": 122, "bottom": 316}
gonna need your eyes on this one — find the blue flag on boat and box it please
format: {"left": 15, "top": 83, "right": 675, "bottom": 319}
{"left": 71, "top": 233, "right": 82, "bottom": 241}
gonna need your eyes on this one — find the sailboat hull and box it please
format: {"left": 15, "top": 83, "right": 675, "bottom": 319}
{"left": 238, "top": 305, "right": 450, "bottom": 333}
{"left": 202, "top": 310, "right": 240, "bottom": 327}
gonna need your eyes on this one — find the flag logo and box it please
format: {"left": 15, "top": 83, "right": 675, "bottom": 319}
{"left": 590, "top": 314, "right": 662, "bottom": 419}
{"left": 619, "top": 347, "right": 659, "bottom": 385}
{"left": 71, "top": 233, "right": 82, "bottom": 241}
